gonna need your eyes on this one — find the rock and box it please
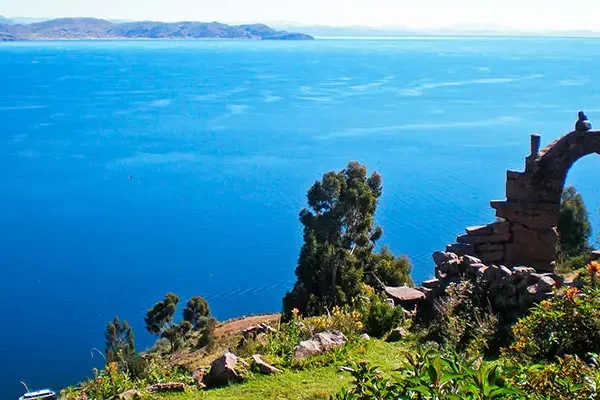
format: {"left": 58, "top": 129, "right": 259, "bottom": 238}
{"left": 466, "top": 225, "right": 493, "bottom": 236}
{"left": 457, "top": 233, "right": 511, "bottom": 245}
{"left": 293, "top": 330, "right": 347, "bottom": 360}
{"left": 479, "top": 251, "right": 504, "bottom": 264}
{"left": 512, "top": 266, "right": 536, "bottom": 277}
{"left": 251, "top": 354, "right": 283, "bottom": 375}
{"left": 208, "top": 351, "right": 244, "bottom": 385}
{"left": 116, "top": 390, "right": 143, "bottom": 400}
{"left": 433, "top": 251, "right": 450, "bottom": 267}
{"left": 192, "top": 369, "right": 206, "bottom": 389}
{"left": 476, "top": 265, "right": 489, "bottom": 278}
{"left": 387, "top": 327, "right": 409, "bottom": 342}
{"left": 483, "top": 265, "right": 499, "bottom": 283}
{"left": 242, "top": 323, "right": 276, "bottom": 339}
{"left": 499, "top": 265, "right": 513, "bottom": 278}
{"left": 360, "top": 333, "right": 370, "bottom": 341}
{"left": 422, "top": 278, "right": 440, "bottom": 289}
{"left": 490, "top": 221, "right": 510, "bottom": 234}
{"left": 462, "top": 255, "right": 482, "bottom": 266}
{"left": 146, "top": 382, "right": 185, "bottom": 393}
{"left": 440, "top": 259, "right": 462, "bottom": 275}
{"left": 477, "top": 243, "right": 504, "bottom": 252}
{"left": 538, "top": 276, "right": 556, "bottom": 292}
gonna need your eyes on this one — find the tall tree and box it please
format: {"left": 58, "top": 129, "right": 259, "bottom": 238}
{"left": 183, "top": 296, "right": 211, "bottom": 330}
{"left": 104, "top": 316, "right": 135, "bottom": 363}
{"left": 144, "top": 293, "right": 179, "bottom": 337}
{"left": 558, "top": 186, "right": 592, "bottom": 258}
{"left": 283, "top": 161, "right": 389, "bottom": 316}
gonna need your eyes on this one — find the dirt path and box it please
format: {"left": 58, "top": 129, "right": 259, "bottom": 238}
{"left": 215, "top": 314, "right": 281, "bottom": 337}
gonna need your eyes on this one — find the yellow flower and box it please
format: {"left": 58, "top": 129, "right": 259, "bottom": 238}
{"left": 539, "top": 300, "right": 552, "bottom": 310}
{"left": 292, "top": 308, "right": 300, "bottom": 316}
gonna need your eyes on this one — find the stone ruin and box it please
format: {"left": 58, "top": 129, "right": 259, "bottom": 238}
{"left": 412, "top": 129, "right": 600, "bottom": 319}
{"left": 446, "top": 129, "right": 600, "bottom": 272}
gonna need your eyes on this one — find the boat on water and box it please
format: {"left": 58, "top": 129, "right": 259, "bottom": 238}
{"left": 19, "top": 382, "right": 57, "bottom": 400}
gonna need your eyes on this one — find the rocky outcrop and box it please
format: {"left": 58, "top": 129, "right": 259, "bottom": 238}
{"left": 293, "top": 330, "right": 347, "bottom": 360}
{"left": 445, "top": 130, "right": 600, "bottom": 272}
{"left": 251, "top": 354, "right": 283, "bottom": 374}
{"left": 420, "top": 251, "right": 562, "bottom": 321}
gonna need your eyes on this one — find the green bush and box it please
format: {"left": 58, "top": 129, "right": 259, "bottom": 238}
{"left": 332, "top": 346, "right": 521, "bottom": 399}
{"left": 363, "top": 298, "right": 403, "bottom": 338}
{"left": 506, "top": 354, "right": 600, "bottom": 400}
{"left": 424, "top": 280, "right": 500, "bottom": 356}
{"left": 508, "top": 285, "right": 600, "bottom": 362}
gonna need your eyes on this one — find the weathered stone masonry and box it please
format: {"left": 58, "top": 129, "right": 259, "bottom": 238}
{"left": 446, "top": 130, "right": 600, "bottom": 272}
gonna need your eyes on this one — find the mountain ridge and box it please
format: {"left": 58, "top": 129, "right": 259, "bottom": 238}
{"left": 0, "top": 17, "right": 314, "bottom": 41}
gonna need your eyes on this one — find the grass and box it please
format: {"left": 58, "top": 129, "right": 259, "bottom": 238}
{"left": 158, "top": 339, "right": 411, "bottom": 400}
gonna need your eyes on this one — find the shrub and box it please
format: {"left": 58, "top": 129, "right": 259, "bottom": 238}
{"left": 508, "top": 285, "right": 600, "bottom": 362}
{"left": 424, "top": 280, "right": 500, "bottom": 356}
{"left": 332, "top": 346, "right": 521, "bottom": 399}
{"left": 363, "top": 298, "right": 403, "bottom": 338}
{"left": 507, "top": 354, "right": 600, "bottom": 400}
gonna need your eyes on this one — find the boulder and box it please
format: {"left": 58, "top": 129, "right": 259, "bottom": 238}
{"left": 251, "top": 354, "right": 283, "bottom": 375}
{"left": 192, "top": 369, "right": 206, "bottom": 389}
{"left": 360, "top": 333, "right": 370, "bottom": 341}
{"left": 433, "top": 251, "right": 458, "bottom": 267}
{"left": 116, "top": 390, "right": 143, "bottom": 400}
{"left": 386, "top": 327, "right": 409, "bottom": 342}
{"left": 462, "top": 255, "right": 483, "bottom": 266}
{"left": 208, "top": 351, "right": 244, "bottom": 385}
{"left": 146, "top": 382, "right": 185, "bottom": 393}
{"left": 499, "top": 265, "right": 513, "bottom": 278}
{"left": 512, "top": 266, "right": 536, "bottom": 277}
{"left": 293, "top": 330, "right": 347, "bottom": 360}
{"left": 537, "top": 276, "right": 556, "bottom": 292}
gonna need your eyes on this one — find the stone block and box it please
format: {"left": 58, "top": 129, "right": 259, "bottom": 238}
{"left": 457, "top": 233, "right": 511, "bottom": 245}
{"left": 422, "top": 278, "right": 440, "bottom": 289}
{"left": 491, "top": 200, "right": 559, "bottom": 230}
{"left": 479, "top": 251, "right": 504, "bottom": 264}
{"left": 466, "top": 225, "right": 493, "bottom": 236}
{"left": 477, "top": 243, "right": 504, "bottom": 252}
{"left": 491, "top": 221, "right": 511, "bottom": 234}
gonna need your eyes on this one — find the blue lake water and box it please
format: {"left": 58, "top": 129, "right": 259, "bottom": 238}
{"left": 2, "top": 38, "right": 600, "bottom": 398}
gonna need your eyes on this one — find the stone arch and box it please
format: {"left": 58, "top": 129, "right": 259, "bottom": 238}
{"left": 446, "top": 130, "right": 600, "bottom": 271}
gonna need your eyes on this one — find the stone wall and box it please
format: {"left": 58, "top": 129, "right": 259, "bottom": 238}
{"left": 446, "top": 130, "right": 600, "bottom": 272}
{"left": 419, "top": 251, "right": 562, "bottom": 322}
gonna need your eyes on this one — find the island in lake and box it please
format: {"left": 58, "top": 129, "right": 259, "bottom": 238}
{"left": 0, "top": 17, "right": 314, "bottom": 41}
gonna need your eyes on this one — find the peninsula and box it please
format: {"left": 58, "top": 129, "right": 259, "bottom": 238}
{"left": 0, "top": 17, "right": 314, "bottom": 41}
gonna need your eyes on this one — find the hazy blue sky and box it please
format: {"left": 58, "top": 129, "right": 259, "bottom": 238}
{"left": 0, "top": 0, "right": 596, "bottom": 31}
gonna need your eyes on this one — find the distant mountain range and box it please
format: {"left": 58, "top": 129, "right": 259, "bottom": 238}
{"left": 0, "top": 17, "right": 314, "bottom": 41}
{"left": 269, "top": 22, "right": 600, "bottom": 38}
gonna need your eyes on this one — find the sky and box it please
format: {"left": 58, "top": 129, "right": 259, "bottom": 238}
{"left": 0, "top": 0, "right": 598, "bottom": 32}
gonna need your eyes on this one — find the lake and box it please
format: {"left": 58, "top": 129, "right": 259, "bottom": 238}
{"left": 1, "top": 37, "right": 600, "bottom": 398}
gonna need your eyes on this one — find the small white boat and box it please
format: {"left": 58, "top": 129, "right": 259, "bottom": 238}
{"left": 19, "top": 382, "right": 57, "bottom": 400}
